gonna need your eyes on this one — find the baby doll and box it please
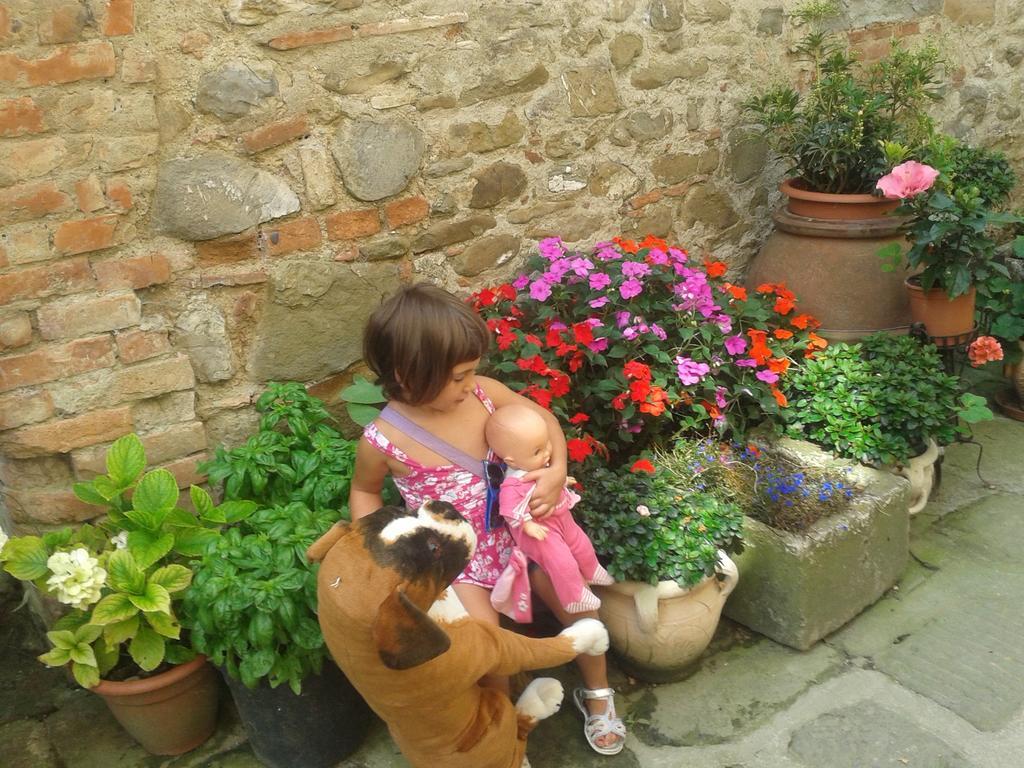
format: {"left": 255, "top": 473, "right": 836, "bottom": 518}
{"left": 485, "top": 404, "right": 613, "bottom": 616}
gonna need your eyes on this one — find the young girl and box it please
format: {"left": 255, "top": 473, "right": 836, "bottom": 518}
{"left": 349, "top": 283, "right": 626, "bottom": 755}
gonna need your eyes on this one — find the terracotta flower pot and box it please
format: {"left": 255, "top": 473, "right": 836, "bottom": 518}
{"left": 905, "top": 279, "right": 976, "bottom": 344}
{"left": 91, "top": 655, "right": 220, "bottom": 755}
{"left": 747, "top": 179, "right": 912, "bottom": 341}
{"left": 594, "top": 553, "right": 738, "bottom": 683}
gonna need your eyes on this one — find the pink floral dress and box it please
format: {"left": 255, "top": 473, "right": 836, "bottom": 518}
{"left": 362, "top": 385, "right": 513, "bottom": 589}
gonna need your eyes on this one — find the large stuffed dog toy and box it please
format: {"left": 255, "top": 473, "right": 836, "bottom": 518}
{"left": 307, "top": 500, "right": 610, "bottom": 768}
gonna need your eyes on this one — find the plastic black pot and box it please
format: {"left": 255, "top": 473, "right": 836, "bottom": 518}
{"left": 223, "top": 662, "right": 373, "bottom": 768}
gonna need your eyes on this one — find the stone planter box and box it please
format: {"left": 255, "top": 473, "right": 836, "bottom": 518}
{"left": 723, "top": 437, "right": 911, "bottom": 651}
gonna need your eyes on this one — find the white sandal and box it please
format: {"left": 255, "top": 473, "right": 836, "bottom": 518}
{"left": 573, "top": 687, "right": 626, "bottom": 756}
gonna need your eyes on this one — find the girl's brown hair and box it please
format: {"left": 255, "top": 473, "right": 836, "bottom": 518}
{"left": 363, "top": 283, "right": 490, "bottom": 405}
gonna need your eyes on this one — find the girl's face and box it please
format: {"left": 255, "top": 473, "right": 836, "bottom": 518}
{"left": 423, "top": 358, "right": 480, "bottom": 413}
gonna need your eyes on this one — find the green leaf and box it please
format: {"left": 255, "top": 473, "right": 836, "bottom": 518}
{"left": 94, "top": 638, "right": 120, "bottom": 675}
{"left": 958, "top": 393, "right": 994, "bottom": 423}
{"left": 128, "top": 583, "right": 171, "bottom": 614}
{"left": 149, "top": 565, "right": 192, "bottom": 593}
{"left": 72, "top": 482, "right": 110, "bottom": 507}
{"left": 72, "top": 661, "right": 101, "bottom": 688}
{"left": 107, "top": 549, "right": 146, "bottom": 594}
{"left": 144, "top": 610, "right": 181, "bottom": 639}
{"left": 131, "top": 469, "right": 179, "bottom": 518}
{"left": 91, "top": 476, "right": 122, "bottom": 501}
{"left": 106, "top": 434, "right": 146, "bottom": 488}
{"left": 340, "top": 375, "right": 386, "bottom": 405}
{"left": 239, "top": 649, "right": 275, "bottom": 686}
{"left": 126, "top": 530, "right": 174, "bottom": 570}
{"left": 129, "top": 626, "right": 166, "bottom": 672}
{"left": 75, "top": 624, "right": 104, "bottom": 644}
{"left": 172, "top": 528, "right": 220, "bottom": 558}
{"left": 164, "top": 644, "right": 196, "bottom": 665}
{"left": 345, "top": 403, "right": 381, "bottom": 427}
{"left": 103, "top": 615, "right": 140, "bottom": 645}
{"left": 0, "top": 536, "right": 49, "bottom": 580}
{"left": 190, "top": 486, "right": 215, "bottom": 519}
{"left": 47, "top": 630, "right": 77, "bottom": 650}
{"left": 69, "top": 643, "right": 97, "bottom": 667}
{"left": 218, "top": 500, "right": 257, "bottom": 524}
{"left": 92, "top": 593, "right": 140, "bottom": 625}
{"left": 38, "top": 647, "right": 71, "bottom": 667}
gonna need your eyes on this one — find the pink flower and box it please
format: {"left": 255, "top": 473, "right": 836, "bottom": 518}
{"left": 675, "top": 356, "right": 710, "bottom": 385}
{"left": 589, "top": 297, "right": 610, "bottom": 309}
{"left": 735, "top": 358, "right": 758, "bottom": 367}
{"left": 614, "top": 311, "right": 631, "bottom": 328}
{"left": 649, "top": 248, "right": 669, "bottom": 265}
{"left": 651, "top": 323, "right": 667, "bottom": 341}
{"left": 512, "top": 274, "right": 530, "bottom": 290}
{"left": 622, "top": 261, "right": 650, "bottom": 279}
{"left": 570, "top": 257, "right": 595, "bottom": 277}
{"left": 620, "top": 278, "right": 643, "bottom": 299}
{"left": 589, "top": 272, "right": 611, "bottom": 291}
{"left": 967, "top": 336, "right": 1003, "bottom": 367}
{"left": 756, "top": 369, "right": 780, "bottom": 384}
{"left": 724, "top": 335, "right": 747, "bottom": 355}
{"left": 538, "top": 237, "right": 564, "bottom": 261}
{"left": 876, "top": 161, "right": 940, "bottom": 200}
{"left": 529, "top": 279, "right": 552, "bottom": 301}
{"left": 715, "top": 386, "right": 728, "bottom": 409}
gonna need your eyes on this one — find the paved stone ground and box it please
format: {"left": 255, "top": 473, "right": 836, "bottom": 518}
{"left": 2, "top": 416, "right": 1022, "bottom": 768}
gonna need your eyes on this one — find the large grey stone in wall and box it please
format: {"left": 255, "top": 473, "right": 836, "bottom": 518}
{"left": 151, "top": 153, "right": 300, "bottom": 241}
{"left": 469, "top": 162, "right": 527, "bottom": 209}
{"left": 173, "top": 298, "right": 233, "bottom": 383}
{"left": 332, "top": 119, "right": 425, "bottom": 202}
{"left": 822, "top": 0, "right": 941, "bottom": 30}
{"left": 248, "top": 261, "right": 400, "bottom": 381}
{"left": 648, "top": 0, "right": 683, "bottom": 31}
{"left": 679, "top": 184, "right": 738, "bottom": 229}
{"left": 684, "top": 0, "right": 731, "bottom": 22}
{"left": 195, "top": 63, "right": 277, "bottom": 121}
{"left": 562, "top": 67, "right": 621, "bottom": 116}
{"left": 631, "top": 59, "right": 709, "bottom": 89}
{"left": 610, "top": 109, "right": 673, "bottom": 145}
{"left": 604, "top": 0, "right": 635, "bottom": 22}
{"left": 412, "top": 215, "right": 497, "bottom": 254}
{"left": 454, "top": 234, "right": 521, "bottom": 276}
{"left": 727, "top": 128, "right": 768, "bottom": 182}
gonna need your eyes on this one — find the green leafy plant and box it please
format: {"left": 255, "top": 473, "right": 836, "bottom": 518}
{"left": 0, "top": 434, "right": 253, "bottom": 688}
{"left": 575, "top": 454, "right": 743, "bottom": 587}
{"left": 782, "top": 334, "right": 988, "bottom": 465}
{"left": 200, "top": 382, "right": 359, "bottom": 515}
{"left": 979, "top": 264, "right": 1024, "bottom": 363}
{"left": 340, "top": 375, "right": 387, "bottom": 427}
{"left": 744, "top": 9, "right": 942, "bottom": 194}
{"left": 182, "top": 502, "right": 336, "bottom": 694}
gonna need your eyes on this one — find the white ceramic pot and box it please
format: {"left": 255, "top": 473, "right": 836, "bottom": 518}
{"left": 891, "top": 439, "right": 940, "bottom": 515}
{"left": 594, "top": 552, "right": 738, "bottom": 683}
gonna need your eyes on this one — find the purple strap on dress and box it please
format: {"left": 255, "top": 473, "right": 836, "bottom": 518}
{"left": 377, "top": 405, "right": 485, "bottom": 479}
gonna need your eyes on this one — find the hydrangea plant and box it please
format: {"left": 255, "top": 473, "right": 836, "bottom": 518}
{"left": 0, "top": 434, "right": 254, "bottom": 688}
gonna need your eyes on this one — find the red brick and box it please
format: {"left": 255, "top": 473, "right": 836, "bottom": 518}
{"left": 0, "top": 405, "right": 133, "bottom": 458}
{"left": 94, "top": 253, "right": 171, "bottom": 290}
{"left": 0, "top": 41, "right": 117, "bottom": 88}
{"left": 38, "top": 291, "right": 140, "bottom": 340}
{"left": 629, "top": 189, "right": 663, "bottom": 210}
{"left": 195, "top": 228, "right": 260, "bottom": 265}
{"left": 53, "top": 213, "right": 119, "bottom": 255}
{"left": 75, "top": 175, "right": 106, "bottom": 213}
{"left": 38, "top": 3, "right": 89, "bottom": 44}
{"left": 6, "top": 487, "right": 98, "bottom": 525}
{"left": 0, "top": 389, "right": 53, "bottom": 431}
{"left": 0, "top": 257, "right": 93, "bottom": 305}
{"left": 0, "top": 6, "right": 8, "bottom": 43}
{"left": 240, "top": 114, "right": 309, "bottom": 154}
{"left": 199, "top": 269, "right": 268, "bottom": 289}
{"left": 160, "top": 452, "right": 208, "bottom": 489}
{"left": 268, "top": 25, "right": 355, "bottom": 51}
{"left": 105, "top": 177, "right": 133, "bottom": 210}
{"left": 115, "top": 328, "right": 171, "bottom": 363}
{"left": 102, "top": 0, "right": 134, "bottom": 36}
{"left": 0, "top": 97, "right": 45, "bottom": 138}
{"left": 384, "top": 196, "right": 429, "bottom": 229}
{"left": 0, "top": 180, "right": 72, "bottom": 222}
{"left": 0, "top": 313, "right": 32, "bottom": 349}
{"left": 263, "top": 216, "right": 321, "bottom": 256}
{"left": 266, "top": 13, "right": 467, "bottom": 50}
{"left": 0, "top": 336, "right": 114, "bottom": 393}
{"left": 1, "top": 227, "right": 51, "bottom": 266}
{"left": 116, "top": 355, "right": 195, "bottom": 401}
{"left": 325, "top": 209, "right": 380, "bottom": 240}
{"left": 72, "top": 421, "right": 207, "bottom": 476}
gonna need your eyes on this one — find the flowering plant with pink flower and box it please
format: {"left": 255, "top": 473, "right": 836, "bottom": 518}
{"left": 472, "top": 235, "right": 826, "bottom": 467}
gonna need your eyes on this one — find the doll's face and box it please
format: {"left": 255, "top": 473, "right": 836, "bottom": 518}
{"left": 496, "top": 416, "right": 552, "bottom": 471}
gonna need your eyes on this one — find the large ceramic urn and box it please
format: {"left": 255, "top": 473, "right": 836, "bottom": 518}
{"left": 747, "top": 179, "right": 912, "bottom": 342}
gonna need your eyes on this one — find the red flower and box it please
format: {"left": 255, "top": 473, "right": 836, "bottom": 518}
{"left": 773, "top": 295, "right": 796, "bottom": 315}
{"left": 568, "top": 351, "right": 585, "bottom": 373}
{"left": 567, "top": 438, "right": 594, "bottom": 462}
{"left": 572, "top": 322, "right": 594, "bottom": 346}
{"left": 771, "top": 387, "right": 788, "bottom": 407}
{"left": 630, "top": 458, "right": 656, "bottom": 474}
{"left": 523, "top": 385, "right": 552, "bottom": 409}
{"left": 790, "top": 314, "right": 819, "bottom": 330}
{"left": 611, "top": 392, "right": 629, "bottom": 410}
{"left": 968, "top": 336, "right": 1003, "bottom": 367}
{"left": 724, "top": 283, "right": 748, "bottom": 301}
{"left": 773, "top": 328, "right": 793, "bottom": 340}
{"left": 524, "top": 333, "right": 542, "bottom": 347}
{"left": 568, "top": 412, "right": 590, "bottom": 425}
{"left": 639, "top": 386, "right": 668, "bottom": 416}
{"left": 756, "top": 282, "right": 777, "bottom": 294}
{"left": 555, "top": 342, "right": 578, "bottom": 358}
{"left": 496, "top": 283, "right": 516, "bottom": 301}
{"left": 496, "top": 331, "right": 516, "bottom": 350}
{"left": 623, "top": 360, "right": 652, "bottom": 381}
{"left": 613, "top": 237, "right": 639, "bottom": 254}
{"left": 546, "top": 328, "right": 563, "bottom": 348}
{"left": 474, "top": 288, "right": 496, "bottom": 307}
{"left": 629, "top": 378, "right": 652, "bottom": 402}
{"left": 639, "top": 235, "right": 667, "bottom": 251}
{"left": 767, "top": 357, "right": 790, "bottom": 374}
{"left": 549, "top": 371, "right": 571, "bottom": 397}
{"left": 704, "top": 259, "right": 727, "bottom": 278}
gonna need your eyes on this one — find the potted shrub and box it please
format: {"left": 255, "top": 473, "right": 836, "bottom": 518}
{"left": 781, "top": 333, "right": 993, "bottom": 514}
{"left": 708, "top": 435, "right": 911, "bottom": 650}
{"left": 0, "top": 434, "right": 253, "bottom": 755}
{"left": 574, "top": 452, "right": 743, "bottom": 683}
{"left": 197, "top": 382, "right": 376, "bottom": 766}
{"left": 181, "top": 501, "right": 372, "bottom": 768}
{"left": 875, "top": 142, "right": 1022, "bottom": 341}
{"left": 744, "top": 1, "right": 945, "bottom": 337}
{"left": 978, "top": 255, "right": 1024, "bottom": 418}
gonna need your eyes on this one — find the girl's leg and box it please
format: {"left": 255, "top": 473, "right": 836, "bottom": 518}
{"left": 529, "top": 568, "right": 623, "bottom": 752}
{"left": 452, "top": 582, "right": 510, "bottom": 697}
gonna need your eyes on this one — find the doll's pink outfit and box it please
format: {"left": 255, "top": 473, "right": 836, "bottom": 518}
{"left": 362, "top": 385, "right": 512, "bottom": 589}
{"left": 498, "top": 469, "right": 613, "bottom": 614}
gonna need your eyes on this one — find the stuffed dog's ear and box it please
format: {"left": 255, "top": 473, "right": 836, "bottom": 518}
{"left": 306, "top": 521, "right": 351, "bottom": 563}
{"left": 372, "top": 582, "right": 451, "bottom": 670}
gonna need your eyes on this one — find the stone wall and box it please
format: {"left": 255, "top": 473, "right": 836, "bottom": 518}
{"left": 1, "top": 0, "right": 1022, "bottom": 531}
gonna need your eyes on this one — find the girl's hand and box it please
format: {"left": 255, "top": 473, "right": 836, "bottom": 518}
{"left": 523, "top": 464, "right": 567, "bottom": 520}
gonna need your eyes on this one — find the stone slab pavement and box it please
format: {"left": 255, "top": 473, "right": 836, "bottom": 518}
{"left": 2, "top": 416, "right": 1022, "bottom": 768}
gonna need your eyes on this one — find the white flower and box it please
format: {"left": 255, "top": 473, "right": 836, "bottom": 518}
{"left": 46, "top": 548, "right": 107, "bottom": 611}
{"left": 110, "top": 532, "right": 128, "bottom": 550}
{"left": 0, "top": 527, "right": 8, "bottom": 553}
{"left": 636, "top": 504, "right": 651, "bottom": 517}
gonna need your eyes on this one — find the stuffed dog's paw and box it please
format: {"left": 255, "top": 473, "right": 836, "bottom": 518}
{"left": 515, "top": 677, "right": 564, "bottom": 721}
{"left": 559, "top": 617, "right": 610, "bottom": 655}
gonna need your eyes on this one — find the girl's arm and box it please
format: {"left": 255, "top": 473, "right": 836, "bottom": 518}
{"left": 349, "top": 436, "right": 390, "bottom": 520}
{"left": 478, "top": 376, "right": 567, "bottom": 519}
